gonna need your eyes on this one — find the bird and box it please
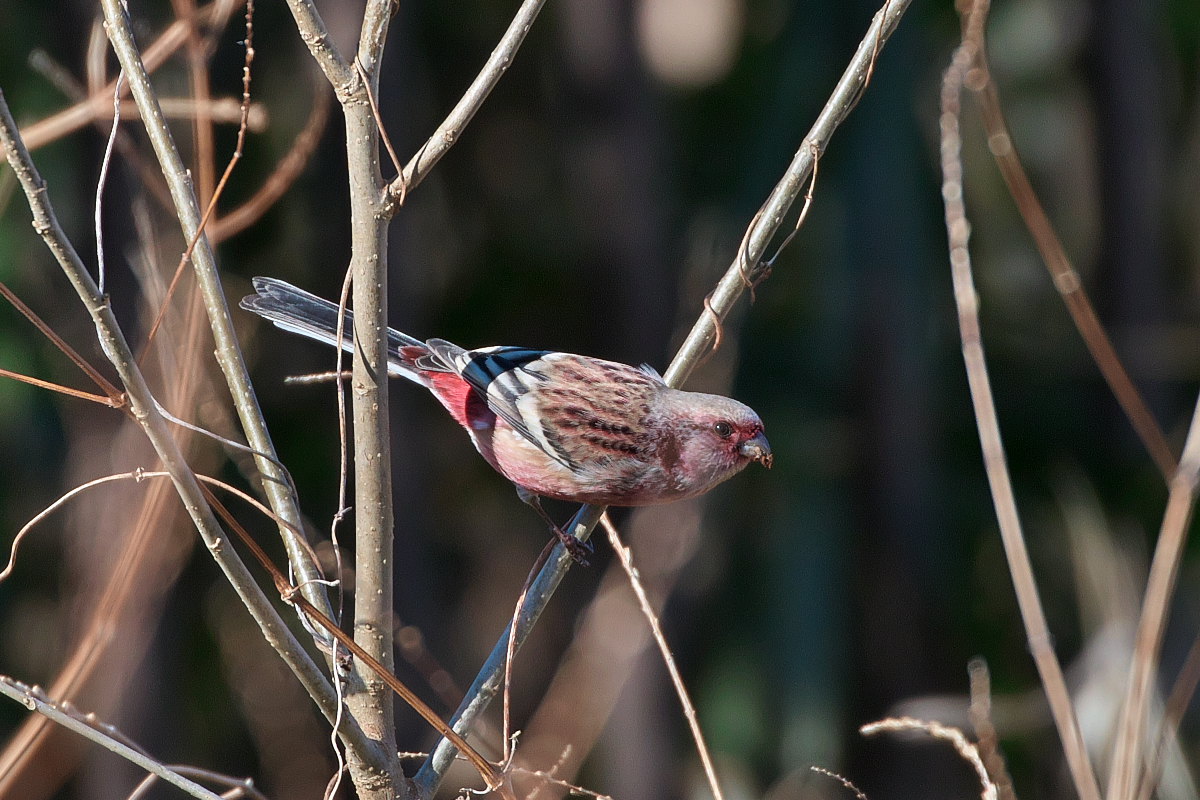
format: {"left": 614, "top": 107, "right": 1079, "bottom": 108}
{"left": 240, "top": 277, "right": 771, "bottom": 560}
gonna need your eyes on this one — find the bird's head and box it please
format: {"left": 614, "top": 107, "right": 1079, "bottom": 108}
{"left": 657, "top": 390, "right": 772, "bottom": 498}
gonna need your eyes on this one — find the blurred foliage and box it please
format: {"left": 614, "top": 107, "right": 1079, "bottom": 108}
{"left": 0, "top": 0, "right": 1197, "bottom": 798}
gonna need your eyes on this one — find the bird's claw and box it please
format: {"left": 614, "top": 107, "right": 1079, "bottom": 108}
{"left": 553, "top": 525, "right": 592, "bottom": 566}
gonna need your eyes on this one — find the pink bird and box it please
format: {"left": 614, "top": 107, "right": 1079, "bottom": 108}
{"left": 241, "top": 278, "right": 771, "bottom": 560}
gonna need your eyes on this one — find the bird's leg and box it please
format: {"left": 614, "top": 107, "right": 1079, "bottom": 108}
{"left": 516, "top": 488, "right": 593, "bottom": 565}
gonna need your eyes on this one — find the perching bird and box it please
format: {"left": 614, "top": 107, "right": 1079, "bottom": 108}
{"left": 240, "top": 277, "right": 771, "bottom": 559}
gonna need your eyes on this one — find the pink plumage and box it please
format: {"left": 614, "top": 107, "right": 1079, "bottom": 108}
{"left": 241, "top": 278, "right": 771, "bottom": 555}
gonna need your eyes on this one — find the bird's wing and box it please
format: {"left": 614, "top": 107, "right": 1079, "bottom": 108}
{"left": 425, "top": 341, "right": 580, "bottom": 470}
{"left": 426, "top": 342, "right": 667, "bottom": 475}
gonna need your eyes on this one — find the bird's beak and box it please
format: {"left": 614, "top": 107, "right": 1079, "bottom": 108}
{"left": 739, "top": 432, "right": 773, "bottom": 468}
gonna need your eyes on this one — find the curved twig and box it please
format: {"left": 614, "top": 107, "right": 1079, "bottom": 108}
{"left": 939, "top": 9, "right": 1101, "bottom": 800}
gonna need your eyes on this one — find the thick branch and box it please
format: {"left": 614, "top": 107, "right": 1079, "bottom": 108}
{"left": 340, "top": 0, "right": 403, "bottom": 795}
{"left": 280, "top": 0, "right": 354, "bottom": 92}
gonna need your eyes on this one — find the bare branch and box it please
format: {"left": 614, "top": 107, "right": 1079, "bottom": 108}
{"left": 0, "top": 86, "right": 386, "bottom": 771}
{"left": 97, "top": 0, "right": 336, "bottom": 642}
{"left": 601, "top": 514, "right": 723, "bottom": 800}
{"left": 383, "top": 0, "right": 549, "bottom": 215}
{"left": 413, "top": 1, "right": 912, "bottom": 792}
{"left": 0, "top": 676, "right": 225, "bottom": 800}
{"left": 280, "top": 0, "right": 353, "bottom": 91}
{"left": 938, "top": 10, "right": 1101, "bottom": 800}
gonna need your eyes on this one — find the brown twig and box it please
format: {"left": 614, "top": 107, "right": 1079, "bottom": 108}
{"left": 0, "top": 281, "right": 124, "bottom": 402}
{"left": 10, "top": 0, "right": 244, "bottom": 154}
{"left": 142, "top": 0, "right": 257, "bottom": 354}
{"left": 198, "top": 481, "right": 507, "bottom": 793}
{"left": 960, "top": 0, "right": 1177, "bottom": 482}
{"left": 209, "top": 78, "right": 331, "bottom": 242}
{"left": 939, "top": 8, "right": 1101, "bottom": 800}
{"left": 601, "top": 513, "right": 724, "bottom": 800}
{"left": 967, "top": 659, "right": 1017, "bottom": 800}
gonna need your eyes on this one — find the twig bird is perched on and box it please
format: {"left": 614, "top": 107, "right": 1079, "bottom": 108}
{"left": 241, "top": 278, "right": 772, "bottom": 559}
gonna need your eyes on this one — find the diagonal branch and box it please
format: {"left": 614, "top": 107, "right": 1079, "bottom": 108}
{"left": 413, "top": 1, "right": 912, "bottom": 793}
{"left": 0, "top": 88, "right": 388, "bottom": 770}
{"left": 0, "top": 677, "right": 225, "bottom": 800}
{"left": 382, "top": 0, "right": 549, "bottom": 216}
{"left": 98, "top": 0, "right": 336, "bottom": 639}
{"left": 962, "top": 9, "right": 1176, "bottom": 482}
{"left": 280, "top": 0, "right": 353, "bottom": 92}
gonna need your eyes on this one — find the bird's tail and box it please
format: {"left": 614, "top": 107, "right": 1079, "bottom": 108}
{"left": 240, "top": 277, "right": 431, "bottom": 384}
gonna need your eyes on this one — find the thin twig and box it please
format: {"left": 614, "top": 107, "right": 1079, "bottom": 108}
{"left": 601, "top": 513, "right": 724, "bottom": 800}
{"left": 141, "top": 0, "right": 257, "bottom": 354}
{"left": 0, "top": 677, "right": 225, "bottom": 800}
{"left": 861, "top": 717, "right": 997, "bottom": 800}
{"left": 128, "top": 766, "right": 268, "bottom": 800}
{"left": 94, "top": 68, "right": 122, "bottom": 294}
{"left": 960, "top": 0, "right": 1176, "bottom": 481}
{"left": 967, "top": 659, "right": 1017, "bottom": 800}
{"left": 414, "top": 2, "right": 912, "bottom": 792}
{"left": 209, "top": 78, "right": 331, "bottom": 242}
{"left": 383, "top": 0, "right": 549, "bottom": 215}
{"left": 939, "top": 14, "right": 1101, "bottom": 800}
{"left": 0, "top": 280, "right": 124, "bottom": 401}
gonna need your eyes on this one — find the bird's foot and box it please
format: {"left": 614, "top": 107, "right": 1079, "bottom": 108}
{"left": 552, "top": 524, "right": 593, "bottom": 566}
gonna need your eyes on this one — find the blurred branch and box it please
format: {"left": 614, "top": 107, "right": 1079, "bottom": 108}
{"left": 0, "top": 87, "right": 387, "bottom": 771}
{"left": 0, "top": 677, "right": 225, "bottom": 800}
{"left": 602, "top": 514, "right": 723, "bottom": 800}
{"left": 961, "top": 2, "right": 1176, "bottom": 481}
{"left": 1110, "top": 399, "right": 1200, "bottom": 799}
{"left": 210, "top": 77, "right": 331, "bottom": 242}
{"left": 97, "top": 0, "right": 336, "bottom": 641}
{"left": 9, "top": 0, "right": 242, "bottom": 154}
{"left": 382, "top": 0, "right": 549, "bottom": 215}
{"left": 938, "top": 8, "right": 1101, "bottom": 800}
{"left": 414, "top": 1, "right": 912, "bottom": 793}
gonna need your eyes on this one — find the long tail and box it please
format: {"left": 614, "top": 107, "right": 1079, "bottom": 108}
{"left": 240, "top": 277, "right": 429, "bottom": 383}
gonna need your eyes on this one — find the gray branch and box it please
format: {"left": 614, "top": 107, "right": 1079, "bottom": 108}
{"left": 414, "top": 0, "right": 912, "bottom": 793}
{"left": 97, "top": 0, "right": 336, "bottom": 631}
{"left": 383, "top": 0, "right": 549, "bottom": 215}
{"left": 0, "top": 677, "right": 224, "bottom": 800}
{"left": 0, "top": 87, "right": 388, "bottom": 769}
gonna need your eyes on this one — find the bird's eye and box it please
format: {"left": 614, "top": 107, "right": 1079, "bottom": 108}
{"left": 713, "top": 421, "right": 733, "bottom": 438}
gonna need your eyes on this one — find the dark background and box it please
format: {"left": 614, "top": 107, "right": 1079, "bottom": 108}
{"left": 0, "top": 0, "right": 1198, "bottom": 798}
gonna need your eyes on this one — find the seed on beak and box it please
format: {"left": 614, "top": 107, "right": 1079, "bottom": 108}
{"left": 738, "top": 432, "right": 773, "bottom": 468}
